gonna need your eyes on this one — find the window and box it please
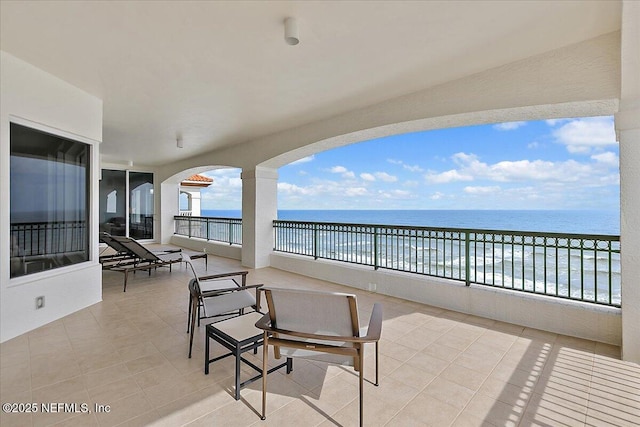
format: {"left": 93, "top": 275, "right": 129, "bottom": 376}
{"left": 99, "top": 170, "right": 154, "bottom": 239}
{"left": 10, "top": 123, "right": 90, "bottom": 278}
{"left": 99, "top": 170, "right": 126, "bottom": 236}
{"left": 129, "top": 172, "right": 154, "bottom": 239}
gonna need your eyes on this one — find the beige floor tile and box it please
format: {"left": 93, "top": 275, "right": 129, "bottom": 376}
{"left": 94, "top": 391, "right": 154, "bottom": 427}
{"left": 6, "top": 255, "right": 640, "bottom": 427}
{"left": 388, "top": 363, "right": 436, "bottom": 390}
{"left": 422, "top": 376, "right": 475, "bottom": 410}
{"left": 402, "top": 391, "right": 462, "bottom": 427}
{"left": 465, "top": 393, "right": 523, "bottom": 427}
{"left": 88, "top": 376, "right": 142, "bottom": 404}
{"left": 406, "top": 351, "right": 451, "bottom": 376}
{"left": 451, "top": 410, "right": 495, "bottom": 427}
{"left": 440, "top": 362, "right": 489, "bottom": 391}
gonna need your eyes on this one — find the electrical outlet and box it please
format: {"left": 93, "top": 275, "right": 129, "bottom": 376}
{"left": 368, "top": 283, "right": 377, "bottom": 292}
{"left": 35, "top": 296, "right": 45, "bottom": 310}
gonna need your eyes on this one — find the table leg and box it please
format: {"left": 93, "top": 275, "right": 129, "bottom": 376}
{"left": 205, "top": 332, "right": 210, "bottom": 375}
{"left": 235, "top": 342, "right": 241, "bottom": 400}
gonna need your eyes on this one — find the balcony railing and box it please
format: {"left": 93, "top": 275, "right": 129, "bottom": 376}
{"left": 11, "top": 220, "right": 87, "bottom": 257}
{"left": 273, "top": 220, "right": 621, "bottom": 307}
{"left": 174, "top": 216, "right": 242, "bottom": 245}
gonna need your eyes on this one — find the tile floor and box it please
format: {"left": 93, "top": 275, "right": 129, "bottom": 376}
{"left": 1, "top": 251, "right": 639, "bottom": 427}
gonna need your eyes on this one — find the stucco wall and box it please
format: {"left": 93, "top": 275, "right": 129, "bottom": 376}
{"left": 271, "top": 253, "right": 622, "bottom": 345}
{"left": 0, "top": 51, "right": 103, "bottom": 342}
{"left": 170, "top": 235, "right": 241, "bottom": 261}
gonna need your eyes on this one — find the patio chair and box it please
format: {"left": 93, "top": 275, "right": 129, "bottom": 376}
{"left": 183, "top": 254, "right": 263, "bottom": 358}
{"left": 108, "top": 236, "right": 184, "bottom": 291}
{"left": 99, "top": 231, "right": 181, "bottom": 266}
{"left": 255, "top": 287, "right": 382, "bottom": 427}
{"left": 99, "top": 232, "right": 135, "bottom": 263}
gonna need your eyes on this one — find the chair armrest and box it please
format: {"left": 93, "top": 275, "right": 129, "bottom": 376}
{"left": 201, "top": 283, "right": 263, "bottom": 297}
{"left": 198, "top": 271, "right": 248, "bottom": 282}
{"left": 255, "top": 312, "right": 271, "bottom": 330}
{"left": 361, "top": 303, "right": 383, "bottom": 342}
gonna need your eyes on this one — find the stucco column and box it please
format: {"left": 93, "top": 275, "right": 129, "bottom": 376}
{"left": 241, "top": 167, "right": 278, "bottom": 269}
{"left": 618, "top": 120, "right": 640, "bottom": 363}
{"left": 618, "top": 0, "right": 640, "bottom": 363}
{"left": 159, "top": 181, "right": 179, "bottom": 244}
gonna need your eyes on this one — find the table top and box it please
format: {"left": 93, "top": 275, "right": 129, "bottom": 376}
{"left": 207, "top": 312, "right": 265, "bottom": 343}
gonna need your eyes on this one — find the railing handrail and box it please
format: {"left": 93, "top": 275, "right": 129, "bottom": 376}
{"left": 273, "top": 219, "right": 620, "bottom": 241}
{"left": 173, "top": 215, "right": 241, "bottom": 222}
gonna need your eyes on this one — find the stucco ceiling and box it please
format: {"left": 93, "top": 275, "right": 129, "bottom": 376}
{"left": 0, "top": 1, "right": 621, "bottom": 167}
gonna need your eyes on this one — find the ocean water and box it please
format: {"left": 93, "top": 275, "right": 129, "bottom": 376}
{"left": 201, "top": 209, "right": 620, "bottom": 235}
{"left": 196, "top": 209, "right": 621, "bottom": 304}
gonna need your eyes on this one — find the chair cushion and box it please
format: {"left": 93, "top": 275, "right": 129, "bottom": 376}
{"left": 199, "top": 278, "right": 239, "bottom": 293}
{"left": 202, "top": 290, "right": 255, "bottom": 317}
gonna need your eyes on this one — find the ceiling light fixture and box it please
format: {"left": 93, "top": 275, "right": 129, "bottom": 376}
{"left": 284, "top": 17, "right": 299, "bottom": 46}
{"left": 177, "top": 137, "right": 183, "bottom": 148}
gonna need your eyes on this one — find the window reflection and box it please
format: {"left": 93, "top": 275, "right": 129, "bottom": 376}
{"left": 10, "top": 123, "right": 90, "bottom": 278}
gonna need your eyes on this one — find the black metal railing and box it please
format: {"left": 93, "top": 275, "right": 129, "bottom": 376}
{"left": 11, "top": 220, "right": 88, "bottom": 257}
{"left": 273, "top": 220, "right": 621, "bottom": 307}
{"left": 173, "top": 216, "right": 242, "bottom": 245}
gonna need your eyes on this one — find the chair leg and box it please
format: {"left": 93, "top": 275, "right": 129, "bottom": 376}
{"left": 187, "top": 294, "right": 192, "bottom": 333}
{"left": 261, "top": 332, "right": 268, "bottom": 420}
{"left": 359, "top": 350, "right": 364, "bottom": 427}
{"left": 188, "top": 300, "right": 197, "bottom": 358}
{"left": 375, "top": 341, "right": 379, "bottom": 386}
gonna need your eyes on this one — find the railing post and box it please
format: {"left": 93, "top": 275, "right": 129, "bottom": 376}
{"left": 465, "top": 232, "right": 471, "bottom": 286}
{"left": 188, "top": 217, "right": 192, "bottom": 238}
{"left": 228, "top": 220, "right": 233, "bottom": 245}
{"left": 313, "top": 223, "right": 319, "bottom": 260}
{"left": 374, "top": 227, "right": 379, "bottom": 270}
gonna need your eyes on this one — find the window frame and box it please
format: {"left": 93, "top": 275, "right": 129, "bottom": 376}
{"left": 9, "top": 118, "right": 96, "bottom": 281}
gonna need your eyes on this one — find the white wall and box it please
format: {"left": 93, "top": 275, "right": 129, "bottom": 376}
{"left": 0, "top": 51, "right": 103, "bottom": 342}
{"left": 170, "top": 235, "right": 241, "bottom": 261}
{"left": 271, "top": 253, "right": 622, "bottom": 345}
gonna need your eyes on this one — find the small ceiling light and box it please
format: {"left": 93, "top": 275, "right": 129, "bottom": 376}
{"left": 177, "top": 137, "right": 183, "bottom": 148}
{"left": 284, "top": 17, "right": 299, "bottom": 46}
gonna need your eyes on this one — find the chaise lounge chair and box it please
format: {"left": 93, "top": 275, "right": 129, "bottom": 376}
{"left": 105, "top": 236, "right": 205, "bottom": 292}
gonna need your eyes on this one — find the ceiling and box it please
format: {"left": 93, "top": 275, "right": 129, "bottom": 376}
{"left": 0, "top": 1, "right": 621, "bottom": 167}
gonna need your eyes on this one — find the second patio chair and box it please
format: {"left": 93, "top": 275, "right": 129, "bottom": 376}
{"left": 183, "top": 254, "right": 263, "bottom": 358}
{"left": 255, "top": 287, "right": 382, "bottom": 427}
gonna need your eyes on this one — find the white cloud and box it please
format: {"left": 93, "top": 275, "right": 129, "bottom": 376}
{"left": 278, "top": 182, "right": 312, "bottom": 195}
{"left": 553, "top": 116, "right": 616, "bottom": 154}
{"left": 527, "top": 141, "right": 539, "bottom": 149}
{"left": 387, "top": 158, "right": 424, "bottom": 173}
{"left": 345, "top": 187, "right": 368, "bottom": 196}
{"left": 404, "top": 164, "right": 424, "bottom": 173}
{"left": 374, "top": 172, "right": 398, "bottom": 182}
{"left": 591, "top": 151, "right": 619, "bottom": 167}
{"left": 493, "top": 121, "right": 527, "bottom": 131}
{"left": 431, "top": 192, "right": 445, "bottom": 200}
{"left": 464, "top": 186, "right": 501, "bottom": 195}
{"left": 545, "top": 118, "right": 570, "bottom": 126}
{"left": 328, "top": 165, "right": 355, "bottom": 179}
{"left": 425, "top": 169, "right": 474, "bottom": 184}
{"left": 290, "top": 155, "right": 315, "bottom": 165}
{"left": 378, "top": 189, "right": 413, "bottom": 199}
{"left": 360, "top": 173, "right": 376, "bottom": 181}
{"left": 426, "top": 151, "right": 618, "bottom": 186}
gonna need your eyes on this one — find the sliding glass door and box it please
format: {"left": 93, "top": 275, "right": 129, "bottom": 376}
{"left": 99, "top": 170, "right": 153, "bottom": 239}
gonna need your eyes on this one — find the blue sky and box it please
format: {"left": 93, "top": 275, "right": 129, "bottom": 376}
{"left": 200, "top": 116, "right": 619, "bottom": 211}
